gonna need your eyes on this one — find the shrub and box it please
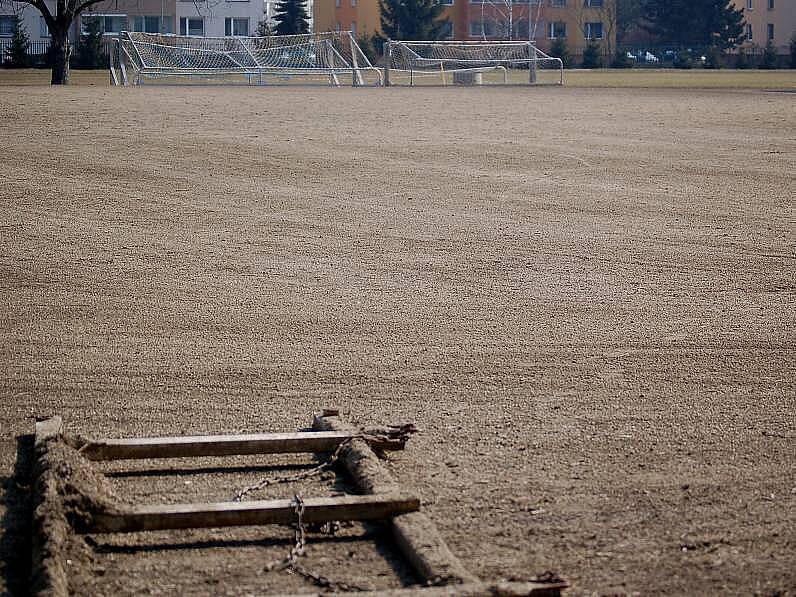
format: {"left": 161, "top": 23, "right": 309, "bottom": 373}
{"left": 581, "top": 41, "right": 602, "bottom": 68}
{"left": 610, "top": 49, "right": 634, "bottom": 68}
{"left": 548, "top": 38, "right": 573, "bottom": 69}
{"left": 76, "top": 17, "right": 104, "bottom": 68}
{"left": 790, "top": 33, "right": 796, "bottom": 69}
{"left": 5, "top": 18, "right": 31, "bottom": 68}
{"left": 704, "top": 46, "right": 723, "bottom": 69}
{"left": 735, "top": 47, "right": 751, "bottom": 69}
{"left": 759, "top": 41, "right": 778, "bottom": 69}
{"left": 673, "top": 50, "right": 694, "bottom": 69}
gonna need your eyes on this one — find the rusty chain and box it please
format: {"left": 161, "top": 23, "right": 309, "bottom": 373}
{"left": 234, "top": 426, "right": 418, "bottom": 592}
{"left": 232, "top": 425, "right": 418, "bottom": 503}
{"left": 232, "top": 437, "right": 353, "bottom": 502}
{"left": 261, "top": 493, "right": 366, "bottom": 593}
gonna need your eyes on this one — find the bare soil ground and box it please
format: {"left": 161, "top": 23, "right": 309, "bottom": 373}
{"left": 0, "top": 79, "right": 794, "bottom": 596}
{"left": 2, "top": 68, "right": 796, "bottom": 89}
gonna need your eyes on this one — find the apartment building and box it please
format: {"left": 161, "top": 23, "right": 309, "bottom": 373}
{"left": 734, "top": 0, "right": 795, "bottom": 52}
{"left": 1, "top": 1, "right": 54, "bottom": 44}
{"left": 314, "top": 0, "right": 616, "bottom": 55}
{"left": 0, "top": 0, "right": 264, "bottom": 46}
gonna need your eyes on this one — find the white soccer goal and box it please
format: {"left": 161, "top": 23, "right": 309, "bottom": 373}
{"left": 384, "top": 40, "right": 564, "bottom": 87}
{"left": 110, "top": 31, "right": 382, "bottom": 87}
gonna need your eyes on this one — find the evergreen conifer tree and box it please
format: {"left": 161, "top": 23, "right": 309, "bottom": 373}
{"left": 256, "top": 20, "right": 275, "bottom": 36}
{"left": 643, "top": 0, "right": 745, "bottom": 49}
{"left": 6, "top": 17, "right": 31, "bottom": 68}
{"left": 379, "top": 0, "right": 448, "bottom": 41}
{"left": 581, "top": 41, "right": 602, "bottom": 68}
{"left": 77, "top": 17, "right": 103, "bottom": 68}
{"left": 549, "top": 37, "right": 572, "bottom": 68}
{"left": 272, "top": 0, "right": 309, "bottom": 36}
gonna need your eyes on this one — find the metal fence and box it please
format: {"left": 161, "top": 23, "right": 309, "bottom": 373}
{"left": 0, "top": 38, "right": 114, "bottom": 67}
{"left": 561, "top": 44, "right": 786, "bottom": 69}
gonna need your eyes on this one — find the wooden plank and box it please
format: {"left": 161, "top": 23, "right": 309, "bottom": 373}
{"left": 79, "top": 430, "right": 403, "bottom": 461}
{"left": 83, "top": 493, "right": 420, "bottom": 534}
{"left": 31, "top": 416, "right": 69, "bottom": 597}
{"left": 279, "top": 580, "right": 566, "bottom": 597}
{"left": 312, "top": 414, "right": 480, "bottom": 585}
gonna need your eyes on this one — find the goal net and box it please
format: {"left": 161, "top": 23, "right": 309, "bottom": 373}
{"left": 111, "top": 31, "right": 381, "bottom": 87}
{"left": 384, "top": 40, "right": 563, "bottom": 86}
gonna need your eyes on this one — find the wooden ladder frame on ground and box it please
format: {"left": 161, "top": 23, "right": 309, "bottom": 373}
{"left": 32, "top": 411, "right": 566, "bottom": 597}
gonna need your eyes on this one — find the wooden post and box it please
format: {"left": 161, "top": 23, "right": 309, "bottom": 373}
{"left": 83, "top": 493, "right": 420, "bottom": 534}
{"left": 312, "top": 413, "right": 479, "bottom": 585}
{"left": 31, "top": 416, "right": 69, "bottom": 597}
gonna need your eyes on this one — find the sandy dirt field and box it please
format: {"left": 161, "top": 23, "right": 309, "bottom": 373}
{"left": 0, "top": 80, "right": 794, "bottom": 596}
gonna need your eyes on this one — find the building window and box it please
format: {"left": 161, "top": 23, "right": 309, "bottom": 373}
{"left": 132, "top": 16, "right": 167, "bottom": 33}
{"left": 104, "top": 15, "right": 126, "bottom": 34}
{"left": 82, "top": 15, "right": 127, "bottom": 35}
{"left": 335, "top": 21, "right": 341, "bottom": 31}
{"left": 351, "top": 0, "right": 357, "bottom": 5}
{"left": 767, "top": 0, "right": 774, "bottom": 7}
{"left": 0, "top": 15, "right": 15, "bottom": 37}
{"left": 439, "top": 0, "right": 454, "bottom": 4}
{"left": 335, "top": 0, "right": 341, "bottom": 7}
{"left": 550, "top": 0, "right": 566, "bottom": 6}
{"left": 470, "top": 20, "right": 495, "bottom": 37}
{"left": 225, "top": 17, "right": 249, "bottom": 36}
{"left": 439, "top": 21, "right": 453, "bottom": 38}
{"left": 40, "top": 16, "right": 50, "bottom": 37}
{"left": 745, "top": 23, "right": 753, "bottom": 39}
{"left": 549, "top": 20, "right": 566, "bottom": 38}
{"left": 767, "top": 23, "right": 774, "bottom": 40}
{"left": 179, "top": 17, "right": 204, "bottom": 36}
{"left": 584, "top": 0, "right": 602, "bottom": 6}
{"left": 584, "top": 21, "right": 603, "bottom": 39}
{"left": 746, "top": 0, "right": 752, "bottom": 9}
{"left": 350, "top": 20, "right": 356, "bottom": 35}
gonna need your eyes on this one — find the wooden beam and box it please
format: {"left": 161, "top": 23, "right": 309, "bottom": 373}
{"left": 79, "top": 430, "right": 404, "bottom": 461}
{"left": 82, "top": 493, "right": 420, "bottom": 534}
{"left": 281, "top": 580, "right": 567, "bottom": 597}
{"left": 312, "top": 414, "right": 480, "bottom": 585}
{"left": 31, "top": 416, "right": 69, "bottom": 597}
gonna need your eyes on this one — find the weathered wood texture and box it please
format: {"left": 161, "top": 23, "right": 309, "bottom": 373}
{"left": 84, "top": 493, "right": 420, "bottom": 534}
{"left": 80, "top": 430, "right": 403, "bottom": 461}
{"left": 281, "top": 580, "right": 567, "bottom": 597}
{"left": 31, "top": 416, "right": 69, "bottom": 597}
{"left": 312, "top": 414, "right": 479, "bottom": 585}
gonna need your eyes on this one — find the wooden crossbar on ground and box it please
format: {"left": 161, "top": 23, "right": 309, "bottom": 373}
{"left": 84, "top": 493, "right": 420, "bottom": 533}
{"left": 78, "top": 430, "right": 406, "bottom": 460}
{"left": 31, "top": 412, "right": 567, "bottom": 597}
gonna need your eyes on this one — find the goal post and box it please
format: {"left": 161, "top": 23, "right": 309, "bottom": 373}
{"left": 384, "top": 39, "right": 564, "bottom": 87}
{"left": 111, "top": 31, "right": 382, "bottom": 87}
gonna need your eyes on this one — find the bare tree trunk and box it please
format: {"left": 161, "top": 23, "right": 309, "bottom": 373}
{"left": 50, "top": 28, "right": 71, "bottom": 85}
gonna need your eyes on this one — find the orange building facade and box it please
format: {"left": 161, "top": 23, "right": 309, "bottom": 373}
{"left": 314, "top": 0, "right": 616, "bottom": 55}
{"left": 733, "top": 0, "right": 796, "bottom": 53}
